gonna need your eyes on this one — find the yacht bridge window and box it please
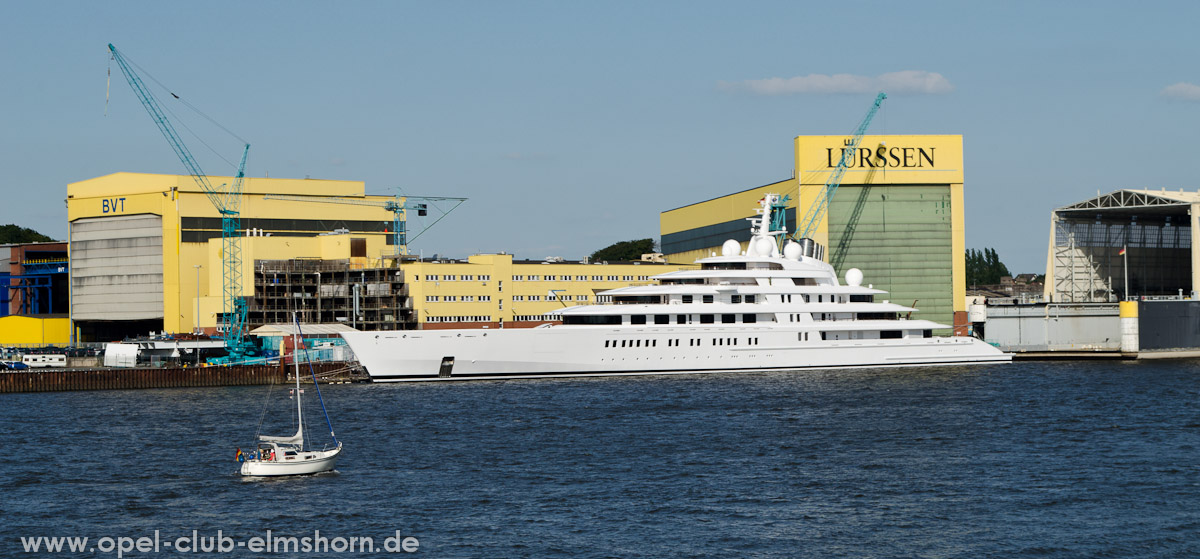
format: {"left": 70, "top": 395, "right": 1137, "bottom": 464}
{"left": 563, "top": 315, "right": 622, "bottom": 325}
{"left": 857, "top": 312, "right": 898, "bottom": 320}
{"left": 702, "top": 262, "right": 746, "bottom": 270}
{"left": 615, "top": 296, "right": 663, "bottom": 305}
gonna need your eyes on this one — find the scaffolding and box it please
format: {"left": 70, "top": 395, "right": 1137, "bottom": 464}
{"left": 249, "top": 259, "right": 415, "bottom": 331}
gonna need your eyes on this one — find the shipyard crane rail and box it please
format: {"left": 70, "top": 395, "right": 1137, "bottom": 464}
{"left": 795, "top": 92, "right": 886, "bottom": 242}
{"left": 108, "top": 43, "right": 252, "bottom": 358}
{"left": 261, "top": 193, "right": 467, "bottom": 254}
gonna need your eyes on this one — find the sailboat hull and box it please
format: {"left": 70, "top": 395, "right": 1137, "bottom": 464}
{"left": 240, "top": 445, "right": 342, "bottom": 477}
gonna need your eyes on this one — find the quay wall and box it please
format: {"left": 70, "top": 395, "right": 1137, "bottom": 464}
{"left": 983, "top": 300, "right": 1200, "bottom": 357}
{"left": 0, "top": 362, "right": 353, "bottom": 394}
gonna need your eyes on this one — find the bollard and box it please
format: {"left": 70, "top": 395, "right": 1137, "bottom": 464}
{"left": 1120, "top": 300, "right": 1139, "bottom": 356}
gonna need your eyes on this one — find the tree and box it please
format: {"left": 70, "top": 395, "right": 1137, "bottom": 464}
{"left": 0, "top": 224, "right": 55, "bottom": 244}
{"left": 965, "top": 247, "right": 1011, "bottom": 286}
{"left": 591, "top": 239, "right": 656, "bottom": 262}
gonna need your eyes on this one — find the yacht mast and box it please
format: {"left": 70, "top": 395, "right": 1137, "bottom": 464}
{"left": 292, "top": 312, "right": 304, "bottom": 451}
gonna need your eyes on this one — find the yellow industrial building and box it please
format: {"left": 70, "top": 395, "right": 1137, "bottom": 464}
{"left": 661, "top": 135, "right": 968, "bottom": 332}
{"left": 402, "top": 254, "right": 690, "bottom": 328}
{"left": 67, "top": 172, "right": 397, "bottom": 341}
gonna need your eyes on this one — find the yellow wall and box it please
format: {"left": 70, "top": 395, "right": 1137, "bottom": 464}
{"left": 67, "top": 172, "right": 368, "bottom": 204}
{"left": 0, "top": 316, "right": 71, "bottom": 345}
{"left": 793, "top": 135, "right": 964, "bottom": 249}
{"left": 660, "top": 179, "right": 796, "bottom": 265}
{"left": 402, "top": 254, "right": 693, "bottom": 326}
{"left": 660, "top": 179, "right": 796, "bottom": 237}
{"left": 68, "top": 173, "right": 399, "bottom": 334}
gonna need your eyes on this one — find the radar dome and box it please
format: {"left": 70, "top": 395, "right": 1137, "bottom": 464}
{"left": 754, "top": 237, "right": 774, "bottom": 257}
{"left": 783, "top": 241, "right": 802, "bottom": 260}
{"left": 845, "top": 268, "right": 863, "bottom": 287}
{"left": 721, "top": 239, "right": 741, "bottom": 257}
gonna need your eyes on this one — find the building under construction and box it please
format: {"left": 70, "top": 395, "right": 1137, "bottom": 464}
{"left": 251, "top": 258, "right": 413, "bottom": 330}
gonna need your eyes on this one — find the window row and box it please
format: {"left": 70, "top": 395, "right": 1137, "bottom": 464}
{"left": 680, "top": 295, "right": 757, "bottom": 304}
{"left": 511, "top": 294, "right": 590, "bottom": 302}
{"left": 603, "top": 336, "right": 762, "bottom": 348}
{"left": 512, "top": 275, "right": 650, "bottom": 282}
{"left": 426, "top": 315, "right": 492, "bottom": 323}
{"left": 425, "top": 295, "right": 495, "bottom": 302}
{"left": 562, "top": 313, "right": 759, "bottom": 325}
{"left": 513, "top": 314, "right": 552, "bottom": 321}
{"left": 423, "top": 275, "right": 492, "bottom": 282}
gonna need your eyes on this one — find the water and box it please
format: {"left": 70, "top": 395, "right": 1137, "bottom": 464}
{"left": 2, "top": 361, "right": 1198, "bottom": 558}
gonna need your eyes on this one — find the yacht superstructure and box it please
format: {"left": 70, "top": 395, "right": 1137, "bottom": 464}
{"left": 342, "top": 195, "right": 1010, "bottom": 381}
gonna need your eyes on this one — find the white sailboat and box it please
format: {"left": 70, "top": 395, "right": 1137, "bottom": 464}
{"left": 239, "top": 315, "right": 342, "bottom": 477}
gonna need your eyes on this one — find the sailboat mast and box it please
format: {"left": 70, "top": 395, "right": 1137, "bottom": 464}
{"left": 293, "top": 313, "right": 303, "bottom": 449}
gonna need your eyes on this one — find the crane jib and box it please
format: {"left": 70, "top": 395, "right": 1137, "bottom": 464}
{"left": 108, "top": 43, "right": 251, "bottom": 356}
{"left": 796, "top": 92, "right": 886, "bottom": 242}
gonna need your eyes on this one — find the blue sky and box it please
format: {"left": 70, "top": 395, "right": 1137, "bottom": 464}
{"left": 3, "top": 1, "right": 1198, "bottom": 273}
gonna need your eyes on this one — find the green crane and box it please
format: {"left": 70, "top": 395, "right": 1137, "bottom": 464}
{"left": 795, "top": 92, "right": 887, "bottom": 242}
{"left": 261, "top": 193, "right": 467, "bottom": 255}
{"left": 108, "top": 44, "right": 252, "bottom": 359}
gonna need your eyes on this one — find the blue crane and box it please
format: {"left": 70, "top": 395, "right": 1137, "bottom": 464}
{"left": 108, "top": 44, "right": 252, "bottom": 359}
{"left": 261, "top": 193, "right": 467, "bottom": 254}
{"left": 795, "top": 92, "right": 887, "bottom": 242}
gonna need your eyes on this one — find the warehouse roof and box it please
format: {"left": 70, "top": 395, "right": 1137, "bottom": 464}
{"left": 1056, "top": 188, "right": 1200, "bottom": 218}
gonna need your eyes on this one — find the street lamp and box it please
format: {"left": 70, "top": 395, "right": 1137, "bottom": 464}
{"left": 194, "top": 265, "right": 203, "bottom": 332}
{"left": 194, "top": 264, "right": 202, "bottom": 364}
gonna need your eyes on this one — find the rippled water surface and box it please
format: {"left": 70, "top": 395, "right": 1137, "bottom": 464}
{"left": 2, "top": 360, "right": 1198, "bottom": 558}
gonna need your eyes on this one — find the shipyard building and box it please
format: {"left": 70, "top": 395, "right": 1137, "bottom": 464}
{"left": 67, "top": 173, "right": 397, "bottom": 341}
{"left": 979, "top": 189, "right": 1200, "bottom": 356}
{"left": 661, "top": 135, "right": 967, "bottom": 332}
{"left": 1046, "top": 189, "right": 1199, "bottom": 302}
{"left": 0, "top": 242, "right": 71, "bottom": 344}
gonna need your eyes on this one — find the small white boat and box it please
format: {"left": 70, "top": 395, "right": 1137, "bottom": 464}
{"left": 240, "top": 315, "right": 342, "bottom": 477}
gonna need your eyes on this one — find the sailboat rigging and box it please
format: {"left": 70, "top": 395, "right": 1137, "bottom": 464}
{"left": 239, "top": 314, "right": 342, "bottom": 477}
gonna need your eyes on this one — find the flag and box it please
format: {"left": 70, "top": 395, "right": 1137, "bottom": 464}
{"left": 235, "top": 448, "right": 244, "bottom": 463}
{"left": 1119, "top": 246, "right": 1127, "bottom": 256}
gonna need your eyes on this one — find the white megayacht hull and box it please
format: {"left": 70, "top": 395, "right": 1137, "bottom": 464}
{"left": 342, "top": 326, "right": 1010, "bottom": 382}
